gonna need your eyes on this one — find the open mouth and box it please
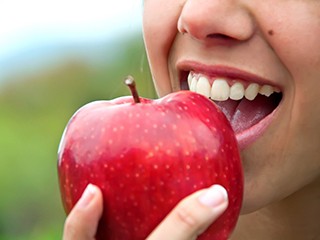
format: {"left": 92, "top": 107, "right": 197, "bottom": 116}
{"left": 181, "top": 71, "right": 283, "bottom": 148}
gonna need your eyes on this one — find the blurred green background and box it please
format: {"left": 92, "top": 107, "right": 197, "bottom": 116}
{"left": 0, "top": 2, "right": 156, "bottom": 239}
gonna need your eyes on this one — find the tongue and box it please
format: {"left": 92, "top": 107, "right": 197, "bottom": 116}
{"left": 214, "top": 94, "right": 278, "bottom": 134}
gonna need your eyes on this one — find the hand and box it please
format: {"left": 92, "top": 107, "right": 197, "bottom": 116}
{"left": 62, "top": 184, "right": 228, "bottom": 240}
{"left": 147, "top": 184, "right": 229, "bottom": 240}
{"left": 63, "top": 184, "right": 103, "bottom": 240}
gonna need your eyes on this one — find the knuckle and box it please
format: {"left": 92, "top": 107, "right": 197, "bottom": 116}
{"left": 174, "top": 203, "right": 202, "bottom": 230}
{"left": 63, "top": 215, "right": 78, "bottom": 239}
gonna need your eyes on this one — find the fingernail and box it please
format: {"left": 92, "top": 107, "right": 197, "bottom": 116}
{"left": 198, "top": 185, "right": 228, "bottom": 207}
{"left": 77, "top": 184, "right": 97, "bottom": 208}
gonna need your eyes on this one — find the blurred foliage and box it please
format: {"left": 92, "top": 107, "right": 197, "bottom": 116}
{"left": 0, "top": 32, "right": 155, "bottom": 240}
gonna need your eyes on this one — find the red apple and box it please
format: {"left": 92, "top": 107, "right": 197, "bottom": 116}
{"left": 58, "top": 77, "right": 243, "bottom": 240}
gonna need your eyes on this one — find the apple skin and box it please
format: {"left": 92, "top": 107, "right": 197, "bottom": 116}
{"left": 58, "top": 90, "right": 243, "bottom": 240}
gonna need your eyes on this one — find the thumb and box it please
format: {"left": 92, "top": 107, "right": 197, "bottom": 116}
{"left": 147, "top": 184, "right": 229, "bottom": 240}
{"left": 63, "top": 184, "right": 103, "bottom": 240}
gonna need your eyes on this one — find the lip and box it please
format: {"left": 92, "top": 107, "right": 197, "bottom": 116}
{"left": 176, "top": 60, "right": 283, "bottom": 150}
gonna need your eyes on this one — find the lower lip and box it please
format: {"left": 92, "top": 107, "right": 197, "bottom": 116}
{"left": 235, "top": 105, "right": 280, "bottom": 150}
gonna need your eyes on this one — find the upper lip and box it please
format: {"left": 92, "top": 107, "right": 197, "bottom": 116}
{"left": 177, "top": 60, "right": 282, "bottom": 89}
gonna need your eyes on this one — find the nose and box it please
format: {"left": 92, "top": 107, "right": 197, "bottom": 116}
{"left": 178, "top": 0, "right": 255, "bottom": 42}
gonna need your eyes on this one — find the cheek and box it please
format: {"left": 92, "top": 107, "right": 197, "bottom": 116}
{"left": 260, "top": 2, "right": 320, "bottom": 81}
{"left": 143, "top": 0, "right": 182, "bottom": 96}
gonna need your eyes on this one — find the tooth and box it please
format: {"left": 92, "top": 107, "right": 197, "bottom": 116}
{"left": 230, "top": 82, "right": 245, "bottom": 100}
{"left": 245, "top": 83, "right": 259, "bottom": 101}
{"left": 274, "top": 87, "right": 281, "bottom": 93}
{"left": 211, "top": 79, "right": 230, "bottom": 101}
{"left": 190, "top": 77, "right": 197, "bottom": 92}
{"left": 187, "top": 73, "right": 193, "bottom": 87}
{"left": 259, "top": 85, "right": 273, "bottom": 97}
{"left": 196, "top": 76, "right": 211, "bottom": 98}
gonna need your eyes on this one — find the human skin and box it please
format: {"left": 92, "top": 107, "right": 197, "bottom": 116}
{"left": 143, "top": 0, "right": 320, "bottom": 239}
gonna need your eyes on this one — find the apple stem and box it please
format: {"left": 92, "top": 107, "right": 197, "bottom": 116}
{"left": 125, "top": 76, "right": 140, "bottom": 103}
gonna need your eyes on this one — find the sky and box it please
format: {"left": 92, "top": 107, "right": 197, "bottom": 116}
{"left": 0, "top": 0, "right": 143, "bottom": 78}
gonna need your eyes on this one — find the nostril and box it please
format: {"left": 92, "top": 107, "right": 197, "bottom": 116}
{"left": 207, "top": 33, "right": 232, "bottom": 40}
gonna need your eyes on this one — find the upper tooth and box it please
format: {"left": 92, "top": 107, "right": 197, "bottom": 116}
{"left": 230, "top": 82, "right": 245, "bottom": 100}
{"left": 187, "top": 72, "right": 280, "bottom": 101}
{"left": 197, "top": 76, "right": 211, "bottom": 98}
{"left": 190, "top": 76, "right": 197, "bottom": 92}
{"left": 188, "top": 73, "right": 193, "bottom": 87}
{"left": 211, "top": 79, "right": 230, "bottom": 101}
{"left": 259, "top": 85, "right": 273, "bottom": 97}
{"left": 245, "top": 83, "right": 259, "bottom": 101}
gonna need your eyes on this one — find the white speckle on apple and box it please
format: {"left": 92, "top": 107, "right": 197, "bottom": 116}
{"left": 108, "top": 139, "right": 113, "bottom": 145}
{"left": 103, "top": 163, "right": 108, "bottom": 168}
{"left": 186, "top": 164, "right": 191, "bottom": 170}
{"left": 112, "top": 127, "right": 118, "bottom": 132}
{"left": 136, "top": 124, "right": 140, "bottom": 129}
{"left": 185, "top": 151, "right": 190, "bottom": 156}
{"left": 153, "top": 164, "right": 159, "bottom": 169}
{"left": 153, "top": 124, "right": 158, "bottom": 129}
{"left": 165, "top": 164, "right": 170, "bottom": 169}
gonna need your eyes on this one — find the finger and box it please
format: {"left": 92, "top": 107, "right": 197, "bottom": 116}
{"left": 63, "top": 184, "right": 103, "bottom": 240}
{"left": 147, "top": 184, "right": 228, "bottom": 240}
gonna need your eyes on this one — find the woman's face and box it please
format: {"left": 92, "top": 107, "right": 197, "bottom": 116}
{"left": 143, "top": 0, "right": 320, "bottom": 213}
